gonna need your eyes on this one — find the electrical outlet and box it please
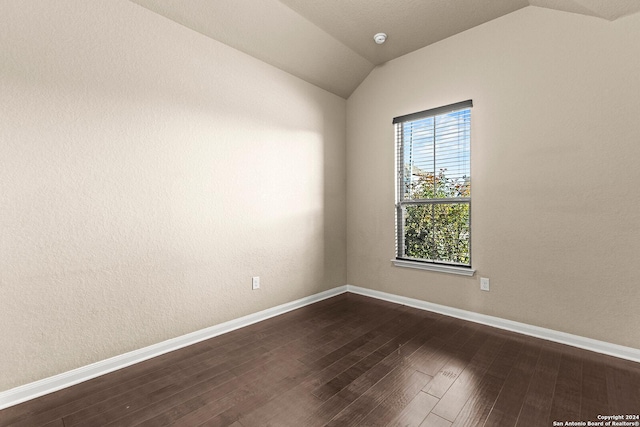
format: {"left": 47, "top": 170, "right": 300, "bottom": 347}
{"left": 480, "top": 277, "right": 490, "bottom": 292}
{"left": 252, "top": 276, "right": 260, "bottom": 290}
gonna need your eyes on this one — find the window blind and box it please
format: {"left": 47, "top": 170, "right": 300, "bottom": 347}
{"left": 394, "top": 100, "right": 472, "bottom": 266}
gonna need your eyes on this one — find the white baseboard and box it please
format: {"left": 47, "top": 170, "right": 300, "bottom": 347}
{"left": 0, "top": 285, "right": 348, "bottom": 411}
{"left": 2, "top": 283, "right": 639, "bottom": 411}
{"left": 346, "top": 284, "right": 640, "bottom": 364}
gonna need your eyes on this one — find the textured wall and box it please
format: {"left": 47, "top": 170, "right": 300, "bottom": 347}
{"left": 347, "top": 7, "right": 640, "bottom": 349}
{"left": 0, "top": 0, "right": 346, "bottom": 391}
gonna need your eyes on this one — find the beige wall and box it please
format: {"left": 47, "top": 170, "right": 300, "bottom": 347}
{"left": 3, "top": 0, "right": 639, "bottom": 395}
{"left": 347, "top": 6, "right": 640, "bottom": 349}
{"left": 0, "top": 1, "right": 346, "bottom": 391}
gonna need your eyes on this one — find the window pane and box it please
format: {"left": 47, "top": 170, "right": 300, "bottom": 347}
{"left": 403, "top": 204, "right": 435, "bottom": 260}
{"left": 435, "top": 109, "right": 470, "bottom": 196}
{"left": 402, "top": 118, "right": 434, "bottom": 200}
{"left": 432, "top": 203, "right": 470, "bottom": 264}
{"left": 395, "top": 102, "right": 471, "bottom": 266}
{"left": 402, "top": 202, "right": 470, "bottom": 265}
{"left": 401, "top": 109, "right": 470, "bottom": 201}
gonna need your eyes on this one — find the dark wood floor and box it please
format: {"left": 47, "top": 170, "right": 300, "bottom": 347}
{"left": 1, "top": 293, "right": 639, "bottom": 427}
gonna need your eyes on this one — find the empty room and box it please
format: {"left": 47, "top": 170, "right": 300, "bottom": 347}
{"left": 1, "top": 0, "right": 639, "bottom": 426}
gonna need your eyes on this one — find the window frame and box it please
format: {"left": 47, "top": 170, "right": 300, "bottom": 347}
{"left": 393, "top": 100, "right": 473, "bottom": 273}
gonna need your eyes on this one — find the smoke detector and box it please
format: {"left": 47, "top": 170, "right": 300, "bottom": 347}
{"left": 373, "top": 33, "right": 387, "bottom": 45}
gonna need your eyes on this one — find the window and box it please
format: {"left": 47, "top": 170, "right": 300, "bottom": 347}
{"left": 394, "top": 100, "right": 472, "bottom": 269}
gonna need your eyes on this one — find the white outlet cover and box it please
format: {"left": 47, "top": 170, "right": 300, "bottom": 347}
{"left": 480, "top": 277, "right": 490, "bottom": 291}
{"left": 252, "top": 276, "right": 260, "bottom": 290}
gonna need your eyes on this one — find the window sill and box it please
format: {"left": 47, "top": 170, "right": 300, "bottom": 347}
{"left": 391, "top": 259, "right": 476, "bottom": 276}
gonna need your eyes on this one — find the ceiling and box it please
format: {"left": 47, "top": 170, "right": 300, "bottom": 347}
{"left": 129, "top": 0, "right": 640, "bottom": 99}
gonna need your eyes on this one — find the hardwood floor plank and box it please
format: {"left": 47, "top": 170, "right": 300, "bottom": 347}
{"left": 67, "top": 369, "right": 236, "bottom": 427}
{"left": 5, "top": 366, "right": 174, "bottom": 427}
{"left": 0, "top": 340, "right": 215, "bottom": 426}
{"left": 200, "top": 313, "right": 432, "bottom": 427}
{"left": 40, "top": 419, "right": 64, "bottom": 427}
{"left": 300, "top": 319, "right": 438, "bottom": 427}
{"left": 605, "top": 365, "right": 640, "bottom": 414}
{"left": 547, "top": 353, "right": 583, "bottom": 424}
{"left": 386, "top": 391, "right": 439, "bottom": 427}
{"left": 420, "top": 413, "right": 452, "bottom": 427}
{"left": 238, "top": 314, "right": 427, "bottom": 427}
{"left": 61, "top": 368, "right": 194, "bottom": 426}
{"left": 300, "top": 308, "right": 412, "bottom": 371}
{"left": 324, "top": 368, "right": 428, "bottom": 427}
{"left": 136, "top": 298, "right": 408, "bottom": 427}
{"left": 514, "top": 345, "right": 562, "bottom": 427}
{"left": 344, "top": 317, "right": 460, "bottom": 425}
{"left": 448, "top": 372, "right": 502, "bottom": 427}
{"left": 580, "top": 359, "right": 609, "bottom": 420}
{"left": 2, "top": 294, "right": 639, "bottom": 427}
{"left": 205, "top": 294, "right": 348, "bottom": 355}
{"left": 449, "top": 338, "right": 523, "bottom": 426}
{"left": 297, "top": 305, "right": 408, "bottom": 367}
{"left": 422, "top": 326, "right": 487, "bottom": 399}
{"left": 1, "top": 295, "right": 351, "bottom": 427}
{"left": 353, "top": 370, "right": 432, "bottom": 427}
{"left": 64, "top": 298, "right": 358, "bottom": 427}
{"left": 311, "top": 312, "right": 429, "bottom": 401}
{"left": 429, "top": 333, "right": 506, "bottom": 421}
{"left": 225, "top": 309, "right": 370, "bottom": 378}
{"left": 195, "top": 361, "right": 313, "bottom": 427}
{"left": 483, "top": 342, "right": 541, "bottom": 426}
{"left": 410, "top": 335, "right": 458, "bottom": 379}
{"left": 113, "top": 357, "right": 307, "bottom": 426}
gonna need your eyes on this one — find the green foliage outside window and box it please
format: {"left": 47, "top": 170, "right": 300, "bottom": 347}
{"left": 403, "top": 168, "right": 470, "bottom": 264}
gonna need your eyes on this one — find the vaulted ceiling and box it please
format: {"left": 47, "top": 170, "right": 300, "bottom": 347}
{"left": 129, "top": 0, "right": 640, "bottom": 99}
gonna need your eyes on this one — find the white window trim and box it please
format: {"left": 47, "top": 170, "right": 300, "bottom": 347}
{"left": 391, "top": 259, "right": 476, "bottom": 276}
